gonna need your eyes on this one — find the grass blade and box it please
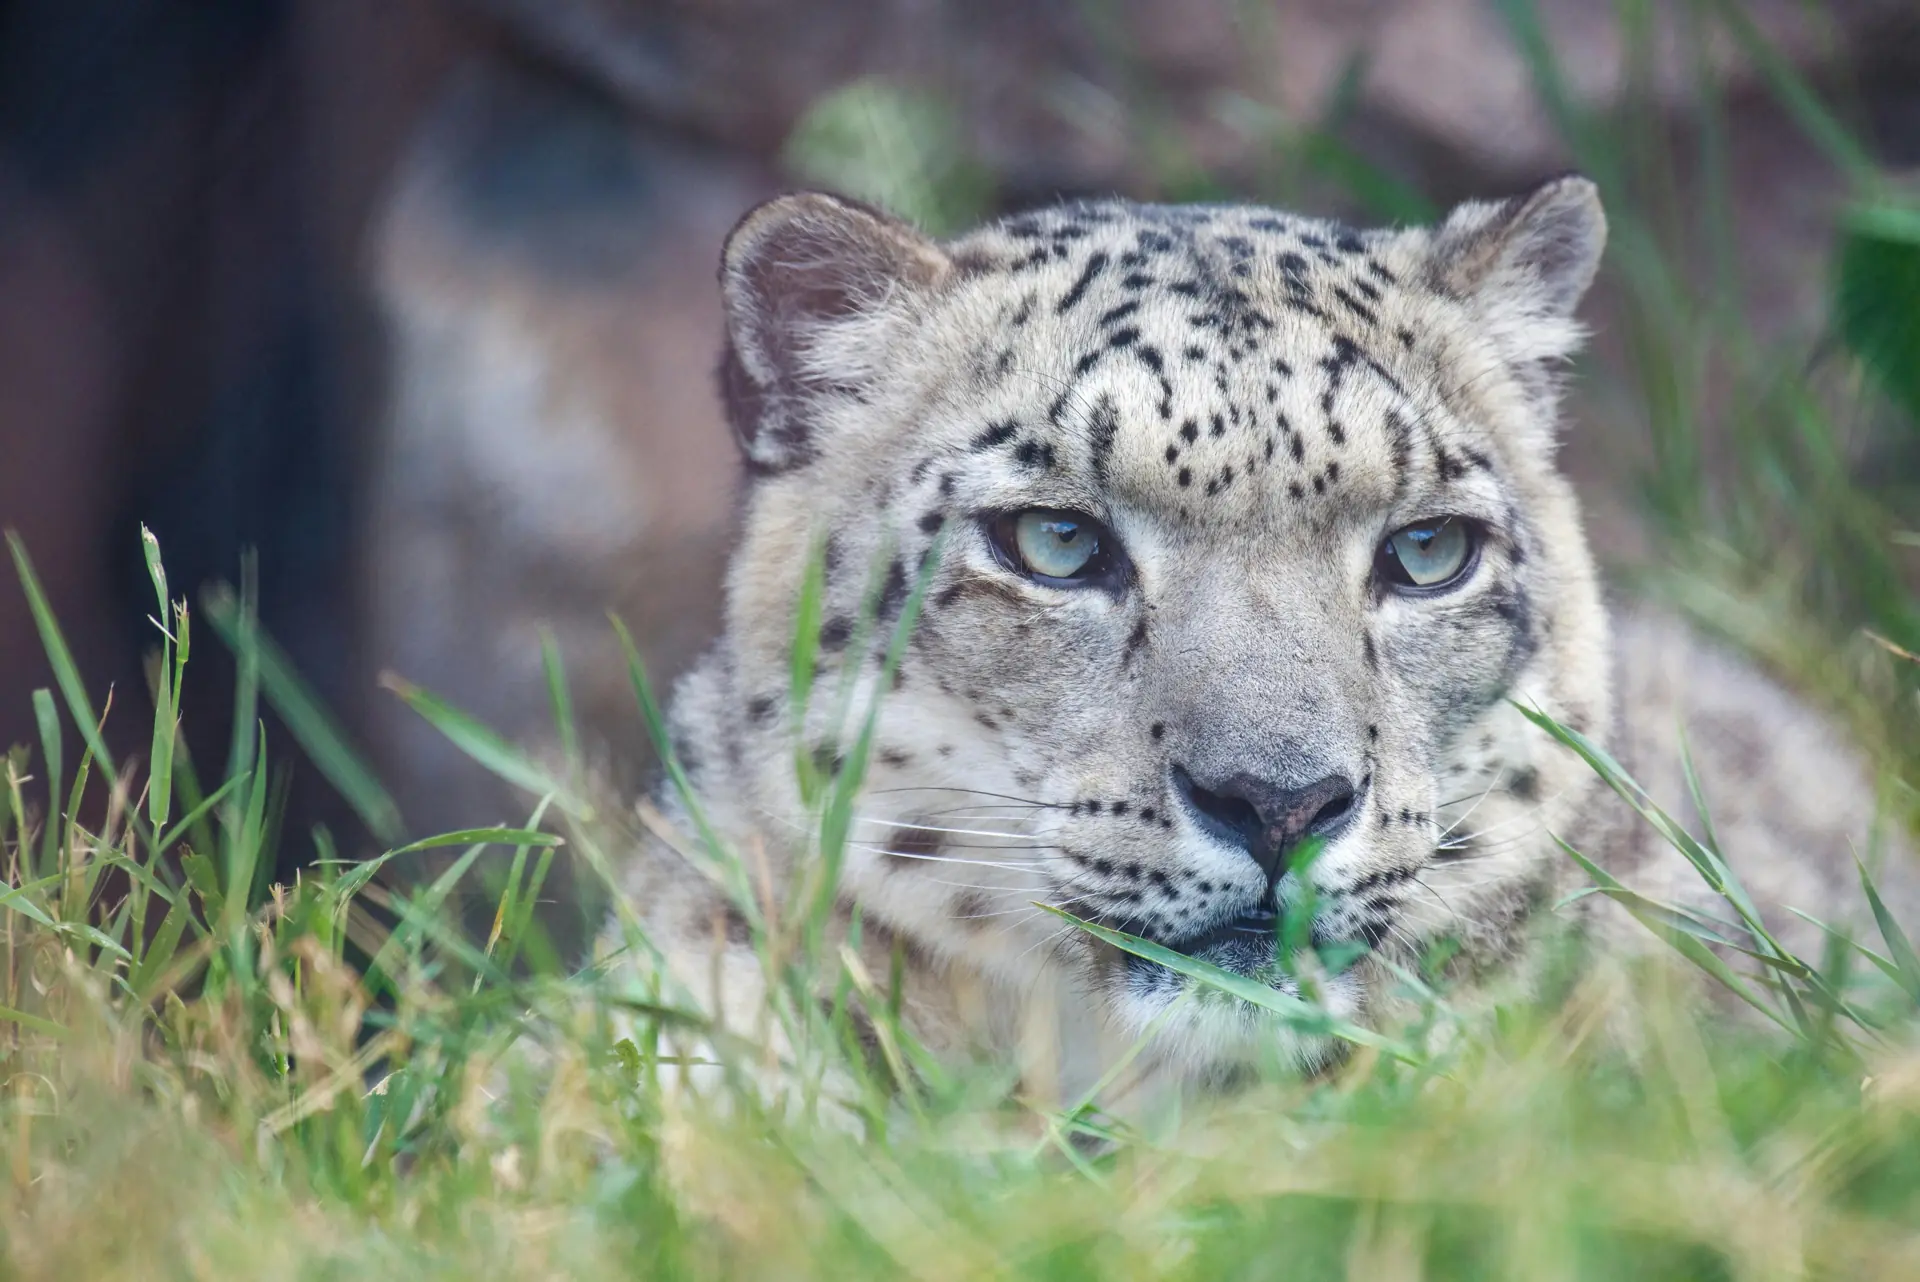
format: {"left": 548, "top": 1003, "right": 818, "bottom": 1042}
{"left": 1857, "top": 858, "right": 1920, "bottom": 1006}
{"left": 381, "top": 674, "right": 589, "bottom": 818}
{"left": 1700, "top": 0, "right": 1882, "bottom": 192}
{"left": 610, "top": 617, "right": 750, "bottom": 921}
{"left": 539, "top": 627, "right": 580, "bottom": 773}
{"left": 167, "top": 733, "right": 216, "bottom": 861}
{"left": 1039, "top": 904, "right": 1413, "bottom": 1060}
{"left": 1675, "top": 724, "right": 1723, "bottom": 861}
{"left": 155, "top": 772, "right": 249, "bottom": 857}
{"left": 497, "top": 842, "right": 557, "bottom": 976}
{"left": 129, "top": 893, "right": 199, "bottom": 999}
{"left": 7, "top": 532, "right": 114, "bottom": 780}
{"left": 389, "top": 827, "right": 563, "bottom": 856}
{"left": 224, "top": 722, "right": 270, "bottom": 935}
{"left": 0, "top": 1005, "right": 70, "bottom": 1040}
{"left": 32, "top": 688, "right": 59, "bottom": 881}
{"left": 1785, "top": 906, "right": 1913, "bottom": 998}
{"left": 0, "top": 875, "right": 64, "bottom": 929}
{"left": 206, "top": 586, "right": 403, "bottom": 845}
{"left": 1514, "top": 701, "right": 1782, "bottom": 954}
{"left": 221, "top": 560, "right": 259, "bottom": 809}
{"left": 484, "top": 843, "right": 530, "bottom": 962}
{"left": 1556, "top": 838, "right": 1791, "bottom": 1034}
{"left": 323, "top": 827, "right": 559, "bottom": 912}
{"left": 362, "top": 839, "right": 505, "bottom": 995}
{"left": 141, "top": 525, "right": 176, "bottom": 830}
{"left": 789, "top": 538, "right": 829, "bottom": 803}
{"left": 813, "top": 539, "right": 944, "bottom": 923}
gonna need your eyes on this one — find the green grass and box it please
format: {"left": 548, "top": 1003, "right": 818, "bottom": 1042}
{"left": 3, "top": 2, "right": 1920, "bottom": 1277}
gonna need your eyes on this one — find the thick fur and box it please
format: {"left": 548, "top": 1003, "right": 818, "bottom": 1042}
{"left": 607, "top": 181, "right": 1908, "bottom": 1101}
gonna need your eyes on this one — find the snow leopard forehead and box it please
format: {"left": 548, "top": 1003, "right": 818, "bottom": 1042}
{"left": 718, "top": 186, "right": 1601, "bottom": 552}
{"left": 919, "top": 198, "right": 1503, "bottom": 537}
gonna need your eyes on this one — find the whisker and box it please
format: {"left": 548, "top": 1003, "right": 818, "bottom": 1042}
{"left": 760, "top": 808, "right": 1053, "bottom": 854}
{"left": 1436, "top": 826, "right": 1549, "bottom": 858}
{"left": 854, "top": 836, "right": 1059, "bottom": 852}
{"left": 847, "top": 818, "right": 1063, "bottom": 843}
{"left": 1007, "top": 362, "right": 1107, "bottom": 438}
{"left": 1013, "top": 921, "right": 1079, "bottom": 965}
{"left": 923, "top": 878, "right": 1059, "bottom": 896}
{"left": 1441, "top": 786, "right": 1571, "bottom": 841}
{"left": 1383, "top": 920, "right": 1426, "bottom": 960}
{"left": 1404, "top": 874, "right": 1458, "bottom": 915}
{"left": 864, "top": 786, "right": 1065, "bottom": 809}
{"left": 907, "top": 804, "right": 1061, "bottom": 820}
{"left": 954, "top": 892, "right": 1096, "bottom": 924}
{"left": 1435, "top": 767, "right": 1506, "bottom": 841}
{"left": 828, "top": 838, "right": 1055, "bottom": 871}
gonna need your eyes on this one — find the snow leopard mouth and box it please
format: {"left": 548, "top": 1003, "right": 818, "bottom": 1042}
{"left": 1137, "top": 896, "right": 1390, "bottom": 981}
{"left": 1168, "top": 903, "right": 1280, "bottom": 957}
{"left": 1131, "top": 901, "right": 1288, "bottom": 978}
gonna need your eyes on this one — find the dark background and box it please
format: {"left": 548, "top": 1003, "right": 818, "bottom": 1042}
{"left": 0, "top": 0, "right": 449, "bottom": 858}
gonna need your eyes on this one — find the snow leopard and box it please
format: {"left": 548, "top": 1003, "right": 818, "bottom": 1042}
{"left": 605, "top": 177, "right": 1907, "bottom": 1100}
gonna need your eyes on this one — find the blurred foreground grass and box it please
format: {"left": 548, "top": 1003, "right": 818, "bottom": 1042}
{"left": 3, "top": 2, "right": 1920, "bottom": 1277}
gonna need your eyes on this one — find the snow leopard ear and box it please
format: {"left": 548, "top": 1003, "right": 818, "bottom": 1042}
{"left": 1430, "top": 175, "right": 1607, "bottom": 366}
{"left": 718, "top": 191, "right": 950, "bottom": 475}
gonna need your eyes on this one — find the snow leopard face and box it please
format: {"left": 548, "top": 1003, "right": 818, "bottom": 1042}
{"left": 670, "top": 178, "right": 1611, "bottom": 1077}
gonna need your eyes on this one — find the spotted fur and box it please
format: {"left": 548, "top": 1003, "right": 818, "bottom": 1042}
{"left": 609, "top": 180, "right": 1908, "bottom": 1099}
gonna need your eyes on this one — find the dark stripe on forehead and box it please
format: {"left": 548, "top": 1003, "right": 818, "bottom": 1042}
{"left": 1089, "top": 396, "right": 1121, "bottom": 485}
{"left": 1333, "top": 287, "right": 1377, "bottom": 326}
{"left": 1385, "top": 409, "right": 1414, "bottom": 499}
{"left": 1319, "top": 334, "right": 1405, "bottom": 403}
{"left": 1277, "top": 250, "right": 1328, "bottom": 320}
{"left": 1013, "top": 438, "right": 1056, "bottom": 469}
{"left": 971, "top": 419, "right": 1019, "bottom": 451}
{"left": 1056, "top": 252, "right": 1111, "bottom": 313}
{"left": 1136, "top": 344, "right": 1173, "bottom": 419}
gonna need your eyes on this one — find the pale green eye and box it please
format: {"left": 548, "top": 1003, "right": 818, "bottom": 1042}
{"left": 1014, "top": 511, "right": 1100, "bottom": 580}
{"left": 1380, "top": 517, "right": 1475, "bottom": 589}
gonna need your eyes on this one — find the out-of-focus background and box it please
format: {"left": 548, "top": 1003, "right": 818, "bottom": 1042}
{"left": 2, "top": 0, "right": 1916, "bottom": 945}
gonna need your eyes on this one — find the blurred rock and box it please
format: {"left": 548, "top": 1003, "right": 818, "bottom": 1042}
{"left": 366, "top": 64, "right": 759, "bottom": 927}
{"left": 455, "top": 0, "right": 1915, "bottom": 189}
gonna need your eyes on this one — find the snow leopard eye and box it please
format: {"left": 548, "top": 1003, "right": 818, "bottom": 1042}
{"left": 1377, "top": 516, "right": 1479, "bottom": 591}
{"left": 987, "top": 509, "right": 1127, "bottom": 589}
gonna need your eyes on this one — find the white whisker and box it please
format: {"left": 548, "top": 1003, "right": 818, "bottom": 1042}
{"left": 955, "top": 893, "right": 1096, "bottom": 925}
{"left": 1013, "top": 922, "right": 1078, "bottom": 965}
{"left": 1435, "top": 767, "right": 1506, "bottom": 840}
{"left": 864, "top": 786, "right": 1063, "bottom": 809}
{"left": 917, "top": 875, "right": 1059, "bottom": 894}
{"left": 848, "top": 817, "right": 1062, "bottom": 843}
{"left": 841, "top": 845, "right": 1056, "bottom": 873}
{"left": 759, "top": 807, "right": 1055, "bottom": 856}
{"left": 1441, "top": 786, "right": 1571, "bottom": 844}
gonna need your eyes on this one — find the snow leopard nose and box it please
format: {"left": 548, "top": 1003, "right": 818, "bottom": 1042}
{"left": 1170, "top": 766, "right": 1360, "bottom": 887}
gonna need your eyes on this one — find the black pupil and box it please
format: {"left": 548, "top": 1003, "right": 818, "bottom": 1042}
{"left": 1048, "top": 522, "right": 1081, "bottom": 545}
